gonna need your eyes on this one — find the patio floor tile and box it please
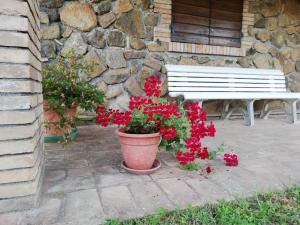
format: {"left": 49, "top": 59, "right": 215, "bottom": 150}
{"left": 129, "top": 181, "right": 175, "bottom": 213}
{"left": 62, "top": 189, "right": 104, "bottom": 223}
{"left": 100, "top": 186, "right": 144, "bottom": 219}
{"left": 156, "top": 178, "right": 200, "bottom": 208}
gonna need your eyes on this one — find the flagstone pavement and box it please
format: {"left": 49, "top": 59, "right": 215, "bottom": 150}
{"left": 1, "top": 119, "right": 300, "bottom": 225}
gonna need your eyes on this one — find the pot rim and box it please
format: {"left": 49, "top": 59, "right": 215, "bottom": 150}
{"left": 116, "top": 128, "right": 160, "bottom": 138}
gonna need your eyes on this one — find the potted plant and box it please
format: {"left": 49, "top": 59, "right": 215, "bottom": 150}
{"left": 96, "top": 76, "right": 216, "bottom": 174}
{"left": 42, "top": 51, "right": 104, "bottom": 143}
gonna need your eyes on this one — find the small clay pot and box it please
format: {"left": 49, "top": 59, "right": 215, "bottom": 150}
{"left": 116, "top": 128, "right": 161, "bottom": 171}
{"left": 43, "top": 101, "right": 77, "bottom": 136}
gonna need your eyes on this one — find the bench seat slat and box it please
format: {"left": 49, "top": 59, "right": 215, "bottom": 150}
{"left": 169, "top": 87, "right": 287, "bottom": 92}
{"left": 169, "top": 92, "right": 300, "bottom": 100}
{"left": 168, "top": 77, "right": 286, "bottom": 84}
{"left": 166, "top": 65, "right": 283, "bottom": 76}
{"left": 168, "top": 72, "right": 285, "bottom": 80}
{"left": 168, "top": 82, "right": 286, "bottom": 88}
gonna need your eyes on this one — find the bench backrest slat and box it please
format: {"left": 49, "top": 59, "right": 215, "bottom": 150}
{"left": 166, "top": 65, "right": 287, "bottom": 93}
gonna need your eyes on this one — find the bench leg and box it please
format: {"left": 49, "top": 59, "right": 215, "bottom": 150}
{"left": 221, "top": 101, "right": 232, "bottom": 120}
{"left": 288, "top": 100, "right": 298, "bottom": 124}
{"left": 245, "top": 100, "right": 255, "bottom": 126}
{"left": 198, "top": 100, "right": 203, "bottom": 108}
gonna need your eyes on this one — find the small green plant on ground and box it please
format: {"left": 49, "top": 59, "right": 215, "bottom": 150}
{"left": 105, "top": 187, "right": 300, "bottom": 225}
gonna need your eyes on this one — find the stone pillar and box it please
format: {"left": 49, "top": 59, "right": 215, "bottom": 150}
{"left": 0, "top": 0, "right": 44, "bottom": 213}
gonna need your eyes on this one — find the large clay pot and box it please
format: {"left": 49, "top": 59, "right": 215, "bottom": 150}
{"left": 43, "top": 101, "right": 77, "bottom": 137}
{"left": 116, "top": 128, "right": 161, "bottom": 170}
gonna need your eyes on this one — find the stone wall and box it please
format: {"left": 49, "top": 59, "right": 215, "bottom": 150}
{"left": 0, "top": 0, "right": 44, "bottom": 212}
{"left": 40, "top": 0, "right": 300, "bottom": 113}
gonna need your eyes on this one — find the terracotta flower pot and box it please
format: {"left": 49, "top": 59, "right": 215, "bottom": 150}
{"left": 43, "top": 101, "right": 77, "bottom": 137}
{"left": 116, "top": 128, "right": 161, "bottom": 170}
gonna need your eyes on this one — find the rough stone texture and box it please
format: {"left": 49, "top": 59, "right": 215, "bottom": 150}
{"left": 254, "top": 42, "right": 269, "bottom": 54}
{"left": 132, "top": 0, "right": 151, "bottom": 10}
{"left": 260, "top": 0, "right": 282, "bottom": 17}
{"left": 40, "top": 11, "right": 49, "bottom": 25}
{"left": 105, "top": 84, "right": 123, "bottom": 99}
{"left": 296, "top": 60, "right": 300, "bottom": 72}
{"left": 105, "top": 48, "right": 126, "bottom": 69}
{"left": 238, "top": 56, "right": 252, "bottom": 68}
{"left": 95, "top": 0, "right": 111, "bottom": 15}
{"left": 143, "top": 57, "right": 162, "bottom": 71}
{"left": 271, "top": 30, "right": 287, "bottom": 48}
{"left": 144, "top": 13, "right": 159, "bottom": 26}
{"left": 82, "top": 49, "right": 107, "bottom": 80}
{"left": 102, "top": 68, "right": 131, "bottom": 84}
{"left": 87, "top": 28, "right": 106, "bottom": 49}
{"left": 253, "top": 54, "right": 270, "bottom": 68}
{"left": 107, "top": 30, "right": 126, "bottom": 47}
{"left": 266, "top": 17, "right": 278, "bottom": 31}
{"left": 41, "top": 7, "right": 59, "bottom": 22}
{"left": 124, "top": 50, "right": 146, "bottom": 59}
{"left": 60, "top": 2, "right": 97, "bottom": 32}
{"left": 124, "top": 76, "right": 143, "bottom": 96}
{"left": 41, "top": 23, "right": 60, "bottom": 40}
{"left": 41, "top": 40, "right": 56, "bottom": 58}
{"left": 61, "top": 32, "right": 87, "bottom": 56}
{"left": 39, "top": 0, "right": 64, "bottom": 8}
{"left": 114, "top": 10, "right": 145, "bottom": 38}
{"left": 116, "top": 0, "right": 133, "bottom": 13}
{"left": 130, "top": 38, "right": 146, "bottom": 50}
{"left": 98, "top": 12, "right": 116, "bottom": 28}
{"left": 255, "top": 31, "right": 270, "bottom": 42}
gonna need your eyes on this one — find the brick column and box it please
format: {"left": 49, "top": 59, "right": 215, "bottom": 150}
{"left": 0, "top": 0, "right": 44, "bottom": 213}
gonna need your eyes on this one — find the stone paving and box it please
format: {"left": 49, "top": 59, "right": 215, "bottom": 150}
{"left": 1, "top": 119, "right": 300, "bottom": 225}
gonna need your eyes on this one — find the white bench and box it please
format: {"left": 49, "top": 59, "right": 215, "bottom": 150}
{"left": 166, "top": 64, "right": 300, "bottom": 126}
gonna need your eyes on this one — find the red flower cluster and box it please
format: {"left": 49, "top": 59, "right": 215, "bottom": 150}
{"left": 160, "top": 126, "right": 177, "bottom": 140}
{"left": 224, "top": 153, "right": 238, "bottom": 166}
{"left": 143, "top": 103, "right": 180, "bottom": 120}
{"left": 176, "top": 151, "right": 195, "bottom": 165}
{"left": 96, "top": 107, "right": 131, "bottom": 127}
{"left": 128, "top": 96, "right": 151, "bottom": 110}
{"left": 175, "top": 102, "right": 215, "bottom": 166}
{"left": 206, "top": 166, "right": 212, "bottom": 174}
{"left": 144, "top": 76, "right": 161, "bottom": 97}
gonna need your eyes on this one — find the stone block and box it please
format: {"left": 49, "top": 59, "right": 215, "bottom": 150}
{"left": 0, "top": 105, "right": 42, "bottom": 125}
{"left": 63, "top": 189, "right": 103, "bottom": 222}
{"left": 0, "top": 154, "right": 42, "bottom": 184}
{"left": 0, "top": 94, "right": 42, "bottom": 110}
{"left": 100, "top": 185, "right": 144, "bottom": 219}
{"left": 0, "top": 64, "right": 41, "bottom": 81}
{"left": 0, "top": 143, "right": 40, "bottom": 170}
{"left": 156, "top": 178, "right": 199, "bottom": 208}
{"left": 129, "top": 181, "right": 174, "bottom": 213}
{"left": 0, "top": 80, "right": 42, "bottom": 93}
{"left": 0, "top": 165, "right": 42, "bottom": 198}
{"left": 0, "top": 119, "right": 39, "bottom": 141}
{"left": 0, "top": 131, "right": 40, "bottom": 155}
{"left": 0, "top": 47, "right": 41, "bottom": 71}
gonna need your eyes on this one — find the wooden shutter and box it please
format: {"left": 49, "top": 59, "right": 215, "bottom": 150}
{"left": 171, "top": 0, "right": 243, "bottom": 48}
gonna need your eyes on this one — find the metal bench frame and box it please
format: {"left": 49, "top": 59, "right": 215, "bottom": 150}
{"left": 166, "top": 65, "right": 300, "bottom": 126}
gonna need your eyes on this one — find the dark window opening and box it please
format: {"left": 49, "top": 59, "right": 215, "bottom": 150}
{"left": 171, "top": 0, "right": 244, "bottom": 47}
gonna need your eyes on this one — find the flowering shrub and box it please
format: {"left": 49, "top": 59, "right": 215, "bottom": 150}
{"left": 96, "top": 75, "right": 238, "bottom": 170}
